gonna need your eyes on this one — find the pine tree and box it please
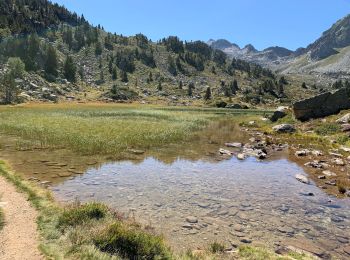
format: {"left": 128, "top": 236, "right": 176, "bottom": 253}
{"left": 63, "top": 56, "right": 77, "bottom": 82}
{"left": 167, "top": 55, "right": 177, "bottom": 76}
{"left": 121, "top": 70, "right": 128, "bottom": 82}
{"left": 204, "top": 87, "right": 211, "bottom": 100}
{"left": 188, "top": 82, "right": 195, "bottom": 96}
{"left": 95, "top": 41, "right": 103, "bottom": 56}
{"left": 112, "top": 66, "right": 118, "bottom": 80}
{"left": 178, "top": 80, "right": 183, "bottom": 89}
{"left": 0, "top": 58, "right": 25, "bottom": 104}
{"left": 45, "top": 45, "right": 58, "bottom": 77}
{"left": 157, "top": 81, "right": 162, "bottom": 91}
{"left": 301, "top": 82, "right": 307, "bottom": 89}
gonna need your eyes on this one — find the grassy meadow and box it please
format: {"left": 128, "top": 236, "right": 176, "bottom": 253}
{"left": 0, "top": 103, "right": 272, "bottom": 156}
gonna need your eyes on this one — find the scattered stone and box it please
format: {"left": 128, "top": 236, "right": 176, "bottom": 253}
{"left": 295, "top": 149, "right": 310, "bottom": 156}
{"left": 305, "top": 161, "right": 327, "bottom": 169}
{"left": 318, "top": 175, "right": 326, "bottom": 179}
{"left": 240, "top": 238, "right": 252, "bottom": 244}
{"left": 219, "top": 148, "right": 233, "bottom": 155}
{"left": 272, "top": 124, "right": 296, "bottom": 133}
{"left": 182, "top": 224, "right": 193, "bottom": 229}
{"left": 186, "top": 216, "right": 198, "bottom": 224}
{"left": 233, "top": 224, "right": 245, "bottom": 232}
{"left": 322, "top": 170, "right": 336, "bottom": 177}
{"left": 336, "top": 113, "right": 350, "bottom": 124}
{"left": 237, "top": 153, "right": 246, "bottom": 160}
{"left": 225, "top": 142, "right": 242, "bottom": 148}
{"left": 332, "top": 158, "right": 345, "bottom": 166}
{"left": 128, "top": 149, "right": 145, "bottom": 155}
{"left": 343, "top": 245, "right": 350, "bottom": 255}
{"left": 295, "top": 174, "right": 310, "bottom": 184}
{"left": 57, "top": 172, "right": 72, "bottom": 177}
{"left": 340, "top": 146, "right": 350, "bottom": 153}
{"left": 325, "top": 180, "right": 336, "bottom": 186}
{"left": 311, "top": 150, "right": 323, "bottom": 156}
{"left": 341, "top": 124, "right": 350, "bottom": 132}
{"left": 40, "top": 181, "right": 51, "bottom": 185}
{"left": 329, "top": 152, "right": 343, "bottom": 158}
{"left": 248, "top": 121, "right": 255, "bottom": 126}
{"left": 277, "top": 226, "right": 294, "bottom": 234}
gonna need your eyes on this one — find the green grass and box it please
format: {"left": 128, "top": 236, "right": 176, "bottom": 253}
{"left": 0, "top": 104, "right": 272, "bottom": 156}
{"left": 314, "top": 123, "right": 340, "bottom": 135}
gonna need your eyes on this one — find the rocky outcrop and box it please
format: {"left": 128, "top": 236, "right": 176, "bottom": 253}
{"left": 293, "top": 88, "right": 350, "bottom": 121}
{"left": 272, "top": 124, "right": 296, "bottom": 133}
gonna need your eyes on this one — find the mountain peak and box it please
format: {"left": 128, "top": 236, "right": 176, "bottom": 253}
{"left": 305, "top": 14, "right": 350, "bottom": 60}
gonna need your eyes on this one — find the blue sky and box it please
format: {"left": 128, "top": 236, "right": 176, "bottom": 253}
{"left": 52, "top": 0, "right": 350, "bottom": 51}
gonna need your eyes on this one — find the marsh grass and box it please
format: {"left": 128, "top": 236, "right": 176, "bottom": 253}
{"left": 0, "top": 104, "right": 273, "bottom": 156}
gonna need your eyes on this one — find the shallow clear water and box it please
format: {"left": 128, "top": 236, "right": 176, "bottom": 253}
{"left": 53, "top": 156, "right": 350, "bottom": 258}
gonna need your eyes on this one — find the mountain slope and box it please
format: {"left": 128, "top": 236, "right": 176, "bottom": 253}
{"left": 1, "top": 0, "right": 293, "bottom": 107}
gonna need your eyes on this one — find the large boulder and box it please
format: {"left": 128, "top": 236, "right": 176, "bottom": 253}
{"left": 293, "top": 88, "right": 350, "bottom": 121}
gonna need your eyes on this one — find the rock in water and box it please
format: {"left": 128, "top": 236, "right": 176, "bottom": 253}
{"left": 186, "top": 216, "right": 198, "bottom": 223}
{"left": 295, "top": 174, "right": 310, "bottom": 184}
{"left": 293, "top": 88, "right": 350, "bottom": 121}
{"left": 272, "top": 124, "right": 296, "bottom": 133}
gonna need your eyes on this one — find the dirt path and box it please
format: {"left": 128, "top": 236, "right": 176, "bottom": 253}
{"left": 0, "top": 176, "right": 43, "bottom": 260}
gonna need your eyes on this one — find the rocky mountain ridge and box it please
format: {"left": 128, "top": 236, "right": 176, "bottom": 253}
{"left": 209, "top": 13, "right": 350, "bottom": 80}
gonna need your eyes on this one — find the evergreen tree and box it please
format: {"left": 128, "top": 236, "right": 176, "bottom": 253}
{"left": 204, "top": 87, "right": 211, "bottom": 100}
{"left": 100, "top": 70, "right": 105, "bottom": 83}
{"left": 178, "top": 80, "right": 183, "bottom": 89}
{"left": 167, "top": 55, "right": 177, "bottom": 76}
{"left": 45, "top": 45, "right": 58, "bottom": 77}
{"left": 157, "top": 81, "right": 162, "bottom": 91}
{"left": 121, "top": 70, "right": 128, "bottom": 82}
{"left": 302, "top": 82, "right": 307, "bottom": 89}
{"left": 0, "top": 58, "right": 25, "bottom": 104}
{"left": 25, "top": 34, "right": 40, "bottom": 71}
{"left": 188, "top": 82, "right": 195, "bottom": 96}
{"left": 95, "top": 41, "right": 103, "bottom": 56}
{"left": 112, "top": 66, "right": 118, "bottom": 80}
{"left": 63, "top": 56, "right": 77, "bottom": 82}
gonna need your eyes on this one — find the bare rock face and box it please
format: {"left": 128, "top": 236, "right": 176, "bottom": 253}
{"left": 293, "top": 88, "right": 350, "bottom": 121}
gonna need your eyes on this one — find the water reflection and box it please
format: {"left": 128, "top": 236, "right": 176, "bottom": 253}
{"left": 53, "top": 156, "right": 350, "bottom": 258}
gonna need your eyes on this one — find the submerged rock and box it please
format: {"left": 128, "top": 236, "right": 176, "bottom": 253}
{"left": 186, "top": 216, "right": 198, "bottom": 224}
{"left": 295, "top": 174, "right": 310, "bottom": 184}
